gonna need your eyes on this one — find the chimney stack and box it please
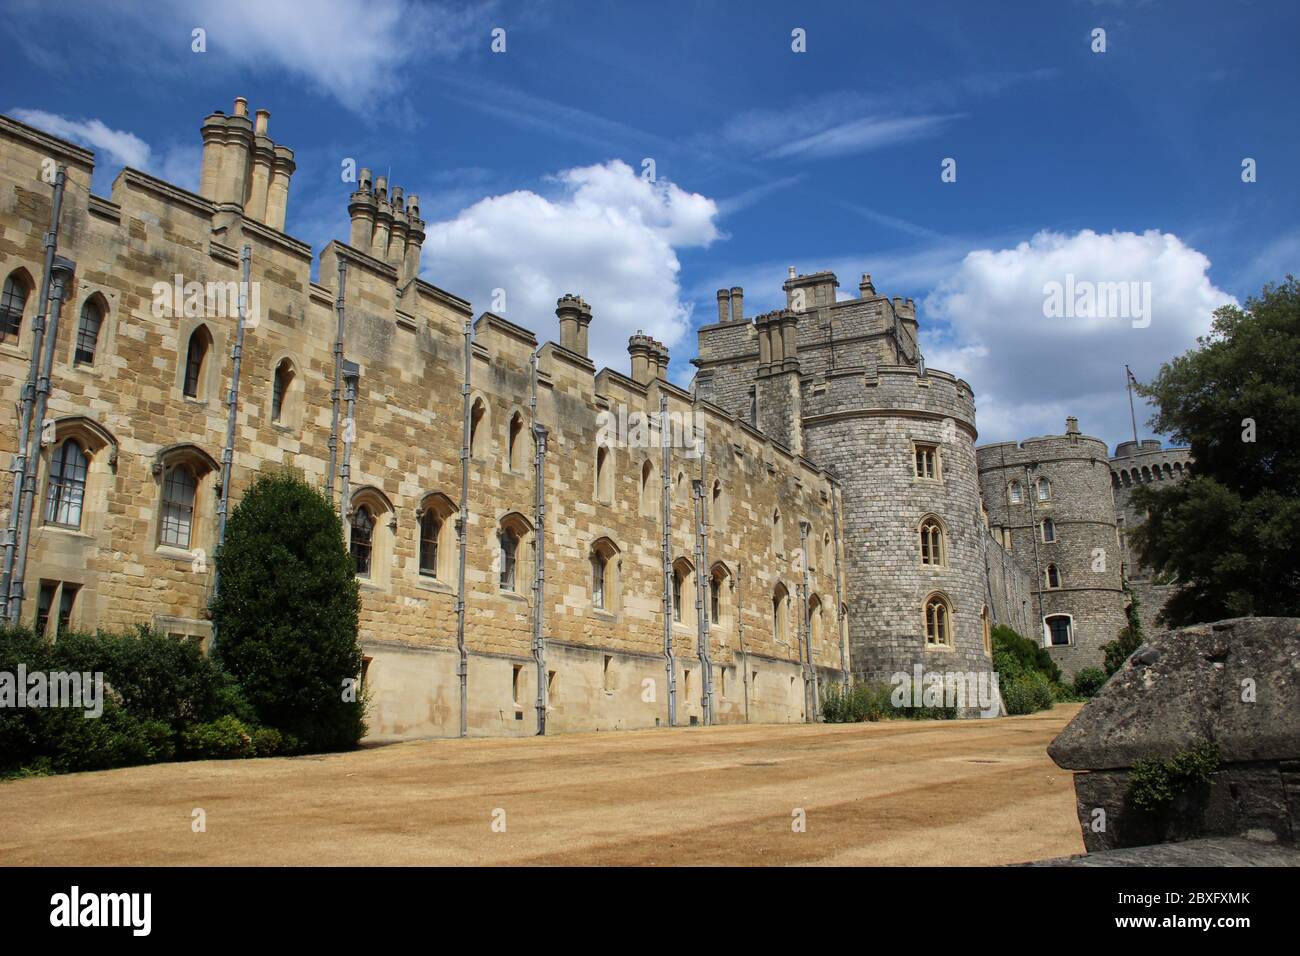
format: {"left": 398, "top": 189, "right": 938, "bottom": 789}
{"left": 628, "top": 332, "right": 654, "bottom": 385}
{"left": 345, "top": 167, "right": 424, "bottom": 281}
{"left": 729, "top": 286, "right": 744, "bottom": 323}
{"left": 716, "top": 289, "right": 729, "bottom": 324}
{"left": 1066, "top": 416, "right": 1080, "bottom": 435}
{"left": 198, "top": 97, "right": 295, "bottom": 230}
{"left": 557, "top": 293, "right": 592, "bottom": 357}
{"left": 859, "top": 273, "right": 875, "bottom": 296}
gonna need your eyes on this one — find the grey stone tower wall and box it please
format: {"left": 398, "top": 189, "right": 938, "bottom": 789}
{"left": 977, "top": 430, "right": 1129, "bottom": 677}
{"left": 695, "top": 320, "right": 758, "bottom": 421}
{"left": 802, "top": 366, "right": 993, "bottom": 682}
{"left": 982, "top": 524, "right": 1036, "bottom": 637}
{"left": 1110, "top": 440, "right": 1193, "bottom": 634}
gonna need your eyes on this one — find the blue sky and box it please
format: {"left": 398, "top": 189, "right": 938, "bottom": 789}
{"left": 4, "top": 0, "right": 1297, "bottom": 447}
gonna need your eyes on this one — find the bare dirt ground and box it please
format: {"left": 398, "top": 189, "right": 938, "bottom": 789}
{"left": 0, "top": 705, "right": 1085, "bottom": 866}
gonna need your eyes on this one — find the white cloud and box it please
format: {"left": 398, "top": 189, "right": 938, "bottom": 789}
{"left": 10, "top": 109, "right": 150, "bottom": 169}
{"left": 921, "top": 229, "right": 1237, "bottom": 447}
{"left": 422, "top": 161, "right": 721, "bottom": 374}
{"left": 8, "top": 110, "right": 202, "bottom": 192}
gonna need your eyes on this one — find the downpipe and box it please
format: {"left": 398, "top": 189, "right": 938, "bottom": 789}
{"left": 530, "top": 346, "right": 548, "bottom": 734}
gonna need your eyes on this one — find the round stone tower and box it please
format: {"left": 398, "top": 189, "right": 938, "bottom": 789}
{"left": 977, "top": 418, "right": 1128, "bottom": 677}
{"left": 803, "top": 364, "right": 993, "bottom": 684}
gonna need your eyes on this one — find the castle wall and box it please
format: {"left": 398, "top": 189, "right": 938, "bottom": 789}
{"left": 0, "top": 112, "right": 845, "bottom": 740}
{"left": 978, "top": 430, "right": 1129, "bottom": 676}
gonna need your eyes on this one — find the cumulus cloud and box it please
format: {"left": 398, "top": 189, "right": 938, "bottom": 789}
{"left": 422, "top": 161, "right": 721, "bottom": 375}
{"left": 8, "top": 109, "right": 201, "bottom": 192}
{"left": 921, "top": 229, "right": 1236, "bottom": 447}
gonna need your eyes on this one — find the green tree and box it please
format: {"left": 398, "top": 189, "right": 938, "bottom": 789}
{"left": 210, "top": 471, "right": 365, "bottom": 751}
{"left": 1132, "top": 277, "right": 1300, "bottom": 625}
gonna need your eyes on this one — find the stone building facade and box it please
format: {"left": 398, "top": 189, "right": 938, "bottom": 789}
{"left": 0, "top": 99, "right": 1179, "bottom": 736}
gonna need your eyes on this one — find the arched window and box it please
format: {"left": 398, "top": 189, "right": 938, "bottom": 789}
{"left": 469, "top": 397, "right": 487, "bottom": 457}
{"left": 419, "top": 509, "right": 441, "bottom": 578}
{"left": 924, "top": 593, "right": 952, "bottom": 647}
{"left": 417, "top": 493, "right": 456, "bottom": 580}
{"left": 497, "top": 513, "right": 533, "bottom": 594}
{"left": 772, "top": 583, "right": 789, "bottom": 642}
{"left": 772, "top": 509, "right": 783, "bottom": 556}
{"left": 823, "top": 532, "right": 833, "bottom": 570}
{"left": 508, "top": 412, "right": 525, "bottom": 472}
{"left": 0, "top": 270, "right": 31, "bottom": 344}
{"left": 271, "top": 359, "right": 294, "bottom": 423}
{"left": 1045, "top": 564, "right": 1061, "bottom": 589}
{"left": 1008, "top": 480, "right": 1022, "bottom": 504}
{"left": 590, "top": 538, "right": 620, "bottom": 611}
{"left": 671, "top": 558, "right": 694, "bottom": 625}
{"left": 1041, "top": 517, "right": 1056, "bottom": 543}
{"left": 1045, "top": 614, "right": 1072, "bottom": 647}
{"left": 709, "top": 563, "right": 732, "bottom": 629}
{"left": 159, "top": 464, "right": 198, "bottom": 548}
{"left": 595, "top": 445, "right": 612, "bottom": 502}
{"left": 640, "top": 460, "right": 656, "bottom": 517}
{"left": 183, "top": 325, "right": 212, "bottom": 398}
{"left": 44, "top": 440, "right": 89, "bottom": 528}
{"left": 74, "top": 297, "right": 104, "bottom": 366}
{"left": 1036, "top": 477, "right": 1051, "bottom": 501}
{"left": 919, "top": 516, "right": 945, "bottom": 566}
{"left": 711, "top": 479, "right": 729, "bottom": 525}
{"left": 808, "top": 594, "right": 823, "bottom": 650}
{"left": 350, "top": 506, "right": 374, "bottom": 578}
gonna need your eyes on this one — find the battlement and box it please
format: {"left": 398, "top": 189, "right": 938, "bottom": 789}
{"left": 977, "top": 418, "right": 1111, "bottom": 468}
{"left": 801, "top": 361, "right": 976, "bottom": 432}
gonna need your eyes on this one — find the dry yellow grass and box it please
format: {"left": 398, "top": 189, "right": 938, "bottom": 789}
{"left": 0, "top": 705, "right": 1085, "bottom": 866}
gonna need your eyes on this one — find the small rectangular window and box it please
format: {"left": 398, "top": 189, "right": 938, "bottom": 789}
{"left": 914, "top": 444, "right": 938, "bottom": 479}
{"left": 512, "top": 664, "right": 523, "bottom": 705}
{"left": 57, "top": 583, "right": 79, "bottom": 635}
{"left": 35, "top": 581, "right": 57, "bottom": 636}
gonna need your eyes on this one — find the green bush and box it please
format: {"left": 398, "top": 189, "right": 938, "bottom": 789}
{"left": 1001, "top": 670, "right": 1055, "bottom": 715}
{"left": 211, "top": 471, "right": 366, "bottom": 753}
{"left": 992, "top": 625, "right": 1061, "bottom": 684}
{"left": 1127, "top": 742, "right": 1221, "bottom": 812}
{"left": 821, "top": 678, "right": 958, "bottom": 722}
{"left": 1072, "top": 667, "right": 1108, "bottom": 698}
{"left": 252, "top": 726, "right": 284, "bottom": 757}
{"left": 181, "top": 715, "right": 256, "bottom": 759}
{"left": 1, "top": 624, "right": 251, "bottom": 776}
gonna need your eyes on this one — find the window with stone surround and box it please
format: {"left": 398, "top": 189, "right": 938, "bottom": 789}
{"left": 914, "top": 443, "right": 939, "bottom": 480}
{"left": 74, "top": 295, "right": 105, "bottom": 367}
{"left": 183, "top": 324, "right": 212, "bottom": 398}
{"left": 924, "top": 593, "right": 953, "bottom": 647}
{"left": 497, "top": 512, "right": 533, "bottom": 595}
{"left": 1045, "top": 564, "right": 1062, "bottom": 589}
{"left": 590, "top": 537, "right": 620, "bottom": 612}
{"left": 640, "top": 459, "right": 657, "bottom": 517}
{"left": 1008, "top": 480, "right": 1023, "bottom": 504}
{"left": 1045, "top": 614, "right": 1073, "bottom": 647}
{"left": 1036, "top": 477, "right": 1052, "bottom": 501}
{"left": 1041, "top": 517, "right": 1056, "bottom": 543}
{"left": 508, "top": 412, "right": 525, "bottom": 472}
{"left": 0, "top": 269, "right": 32, "bottom": 345}
{"left": 919, "top": 515, "right": 946, "bottom": 566}
{"left": 772, "top": 582, "right": 790, "bottom": 642}
{"left": 672, "top": 557, "right": 694, "bottom": 627}
{"left": 44, "top": 439, "right": 89, "bottom": 529}
{"left": 595, "top": 445, "right": 613, "bottom": 503}
{"left": 417, "top": 492, "right": 456, "bottom": 581}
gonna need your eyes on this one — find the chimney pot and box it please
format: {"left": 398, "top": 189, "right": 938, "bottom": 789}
{"left": 729, "top": 286, "right": 744, "bottom": 324}
{"left": 233, "top": 97, "right": 249, "bottom": 117}
{"left": 716, "top": 289, "right": 729, "bottom": 324}
{"left": 254, "top": 109, "right": 270, "bottom": 136}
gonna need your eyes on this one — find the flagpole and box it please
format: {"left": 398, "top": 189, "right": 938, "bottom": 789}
{"left": 1125, "top": 365, "right": 1139, "bottom": 444}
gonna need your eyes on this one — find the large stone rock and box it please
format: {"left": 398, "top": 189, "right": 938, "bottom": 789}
{"left": 1048, "top": 617, "right": 1300, "bottom": 851}
{"left": 1049, "top": 617, "right": 1300, "bottom": 770}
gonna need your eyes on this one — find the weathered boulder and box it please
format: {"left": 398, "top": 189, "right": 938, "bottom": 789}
{"left": 1048, "top": 617, "right": 1300, "bottom": 851}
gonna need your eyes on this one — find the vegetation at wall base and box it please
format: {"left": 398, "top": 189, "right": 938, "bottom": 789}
{"left": 210, "top": 471, "right": 366, "bottom": 753}
{"left": 1127, "top": 741, "right": 1222, "bottom": 812}
{"left": 1102, "top": 585, "right": 1146, "bottom": 676}
{"left": 991, "top": 625, "right": 1060, "bottom": 715}
{"left": 820, "top": 679, "right": 957, "bottom": 722}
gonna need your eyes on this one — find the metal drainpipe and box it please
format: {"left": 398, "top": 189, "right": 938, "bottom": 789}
{"left": 455, "top": 320, "right": 472, "bottom": 738}
{"left": 338, "top": 362, "right": 360, "bottom": 522}
{"left": 210, "top": 245, "right": 252, "bottom": 646}
{"left": 529, "top": 346, "right": 548, "bottom": 735}
{"left": 737, "top": 560, "right": 748, "bottom": 723}
{"left": 691, "top": 410, "right": 713, "bottom": 725}
{"left": 799, "top": 520, "right": 819, "bottom": 722}
{"left": 9, "top": 256, "right": 75, "bottom": 624}
{"left": 1, "top": 167, "right": 67, "bottom": 621}
{"left": 326, "top": 260, "right": 347, "bottom": 504}
{"left": 831, "top": 488, "right": 849, "bottom": 692}
{"left": 659, "top": 391, "right": 676, "bottom": 727}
